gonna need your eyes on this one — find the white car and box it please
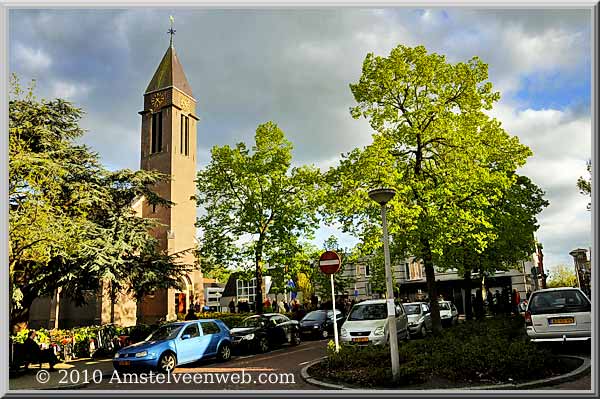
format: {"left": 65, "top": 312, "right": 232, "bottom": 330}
{"left": 525, "top": 287, "right": 591, "bottom": 342}
{"left": 438, "top": 301, "right": 458, "bottom": 327}
{"left": 340, "top": 299, "right": 410, "bottom": 346}
{"left": 404, "top": 302, "right": 432, "bottom": 337}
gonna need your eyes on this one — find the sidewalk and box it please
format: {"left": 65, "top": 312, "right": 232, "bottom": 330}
{"left": 9, "top": 357, "right": 115, "bottom": 390}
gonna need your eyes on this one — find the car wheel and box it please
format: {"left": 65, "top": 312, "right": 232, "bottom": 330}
{"left": 290, "top": 331, "right": 301, "bottom": 346}
{"left": 321, "top": 329, "right": 329, "bottom": 339}
{"left": 157, "top": 352, "right": 176, "bottom": 373}
{"left": 420, "top": 325, "right": 427, "bottom": 338}
{"left": 258, "top": 337, "right": 269, "bottom": 353}
{"left": 217, "top": 343, "right": 231, "bottom": 362}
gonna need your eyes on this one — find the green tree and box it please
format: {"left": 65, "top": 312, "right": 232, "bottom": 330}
{"left": 547, "top": 265, "right": 577, "bottom": 288}
{"left": 9, "top": 76, "right": 190, "bottom": 330}
{"left": 195, "top": 122, "right": 322, "bottom": 313}
{"left": 577, "top": 160, "right": 591, "bottom": 211}
{"left": 328, "top": 45, "right": 532, "bottom": 334}
{"left": 443, "top": 175, "right": 548, "bottom": 319}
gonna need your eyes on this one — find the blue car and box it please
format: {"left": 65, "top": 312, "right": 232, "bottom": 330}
{"left": 113, "top": 319, "right": 232, "bottom": 372}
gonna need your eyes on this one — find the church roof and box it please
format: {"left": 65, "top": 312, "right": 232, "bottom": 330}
{"left": 145, "top": 45, "right": 193, "bottom": 97}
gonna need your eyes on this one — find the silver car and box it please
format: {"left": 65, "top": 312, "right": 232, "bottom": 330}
{"left": 340, "top": 299, "right": 410, "bottom": 346}
{"left": 525, "top": 287, "right": 591, "bottom": 342}
{"left": 403, "top": 302, "right": 432, "bottom": 337}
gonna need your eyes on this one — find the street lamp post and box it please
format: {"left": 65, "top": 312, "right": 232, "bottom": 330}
{"left": 368, "top": 188, "right": 400, "bottom": 381}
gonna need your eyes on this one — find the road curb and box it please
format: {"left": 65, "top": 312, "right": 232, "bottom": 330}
{"left": 300, "top": 355, "right": 590, "bottom": 391}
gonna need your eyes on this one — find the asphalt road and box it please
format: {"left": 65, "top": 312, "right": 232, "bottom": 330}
{"left": 81, "top": 336, "right": 592, "bottom": 391}
{"left": 83, "top": 338, "right": 328, "bottom": 390}
{"left": 539, "top": 340, "right": 592, "bottom": 390}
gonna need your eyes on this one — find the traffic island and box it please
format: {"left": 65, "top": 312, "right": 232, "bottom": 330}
{"left": 302, "top": 316, "right": 589, "bottom": 390}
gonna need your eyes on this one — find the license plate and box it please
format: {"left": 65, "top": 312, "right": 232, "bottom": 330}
{"left": 549, "top": 317, "right": 575, "bottom": 325}
{"left": 119, "top": 361, "right": 131, "bottom": 366}
{"left": 352, "top": 337, "right": 369, "bottom": 343}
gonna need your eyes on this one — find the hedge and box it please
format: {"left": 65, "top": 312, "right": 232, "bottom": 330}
{"left": 312, "top": 316, "right": 570, "bottom": 388}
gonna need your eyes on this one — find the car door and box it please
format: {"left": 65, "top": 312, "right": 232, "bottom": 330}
{"left": 199, "top": 321, "right": 221, "bottom": 356}
{"left": 177, "top": 322, "right": 207, "bottom": 364}
{"left": 266, "top": 316, "right": 285, "bottom": 345}
{"left": 274, "top": 315, "right": 293, "bottom": 343}
{"left": 421, "top": 304, "right": 432, "bottom": 330}
{"left": 395, "top": 305, "right": 408, "bottom": 337}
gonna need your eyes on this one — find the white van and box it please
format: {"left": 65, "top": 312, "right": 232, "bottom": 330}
{"left": 340, "top": 299, "right": 410, "bottom": 346}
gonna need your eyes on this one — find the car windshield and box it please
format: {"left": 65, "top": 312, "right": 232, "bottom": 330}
{"left": 439, "top": 302, "right": 450, "bottom": 310}
{"left": 303, "top": 311, "right": 327, "bottom": 321}
{"left": 348, "top": 303, "right": 387, "bottom": 321}
{"left": 241, "top": 316, "right": 266, "bottom": 328}
{"left": 146, "top": 324, "right": 183, "bottom": 341}
{"left": 404, "top": 304, "right": 422, "bottom": 315}
{"left": 529, "top": 290, "right": 590, "bottom": 315}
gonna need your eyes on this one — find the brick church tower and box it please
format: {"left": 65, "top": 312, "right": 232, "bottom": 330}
{"left": 137, "top": 33, "right": 203, "bottom": 323}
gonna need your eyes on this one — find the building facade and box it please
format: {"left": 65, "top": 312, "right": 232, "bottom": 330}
{"left": 28, "top": 36, "right": 203, "bottom": 329}
{"left": 331, "top": 255, "right": 538, "bottom": 315}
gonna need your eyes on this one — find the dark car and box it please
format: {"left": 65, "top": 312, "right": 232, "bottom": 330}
{"left": 230, "top": 313, "right": 301, "bottom": 353}
{"left": 299, "top": 310, "right": 345, "bottom": 339}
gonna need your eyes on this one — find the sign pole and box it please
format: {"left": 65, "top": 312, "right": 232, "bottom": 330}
{"left": 330, "top": 273, "right": 340, "bottom": 352}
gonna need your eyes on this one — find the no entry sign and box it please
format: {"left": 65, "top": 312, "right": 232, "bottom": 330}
{"left": 319, "top": 251, "right": 341, "bottom": 274}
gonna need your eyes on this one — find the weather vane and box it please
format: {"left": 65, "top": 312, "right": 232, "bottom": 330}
{"left": 168, "top": 15, "right": 176, "bottom": 46}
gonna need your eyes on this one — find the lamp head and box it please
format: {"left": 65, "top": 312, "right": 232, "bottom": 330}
{"left": 368, "top": 188, "right": 396, "bottom": 205}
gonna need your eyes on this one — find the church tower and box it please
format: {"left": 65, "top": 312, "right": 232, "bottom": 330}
{"left": 137, "top": 30, "right": 203, "bottom": 323}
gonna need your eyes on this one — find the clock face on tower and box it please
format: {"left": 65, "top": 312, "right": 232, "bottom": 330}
{"left": 151, "top": 92, "right": 165, "bottom": 109}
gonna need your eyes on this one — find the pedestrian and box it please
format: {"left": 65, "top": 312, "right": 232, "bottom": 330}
{"left": 500, "top": 287, "right": 509, "bottom": 314}
{"left": 184, "top": 306, "right": 196, "bottom": 320}
{"left": 526, "top": 289, "right": 532, "bottom": 301}
{"left": 475, "top": 289, "right": 484, "bottom": 319}
{"left": 23, "top": 330, "right": 59, "bottom": 370}
{"left": 194, "top": 300, "right": 201, "bottom": 313}
{"left": 283, "top": 301, "right": 290, "bottom": 312}
{"left": 263, "top": 297, "right": 272, "bottom": 312}
{"left": 278, "top": 299, "right": 286, "bottom": 313}
{"left": 229, "top": 299, "right": 236, "bottom": 314}
{"left": 493, "top": 290, "right": 501, "bottom": 315}
{"left": 511, "top": 289, "right": 521, "bottom": 315}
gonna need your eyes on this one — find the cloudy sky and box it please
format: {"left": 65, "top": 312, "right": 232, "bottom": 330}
{"left": 9, "top": 8, "right": 592, "bottom": 273}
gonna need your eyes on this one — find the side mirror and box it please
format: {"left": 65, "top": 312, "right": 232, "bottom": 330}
{"left": 181, "top": 334, "right": 191, "bottom": 340}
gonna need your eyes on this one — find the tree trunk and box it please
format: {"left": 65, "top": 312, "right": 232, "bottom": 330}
{"left": 110, "top": 283, "right": 116, "bottom": 324}
{"left": 422, "top": 239, "right": 442, "bottom": 334}
{"left": 464, "top": 270, "right": 473, "bottom": 321}
{"left": 255, "top": 242, "right": 264, "bottom": 314}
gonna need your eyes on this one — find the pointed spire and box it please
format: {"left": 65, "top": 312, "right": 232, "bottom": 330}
{"left": 145, "top": 17, "right": 193, "bottom": 98}
{"left": 168, "top": 15, "right": 176, "bottom": 48}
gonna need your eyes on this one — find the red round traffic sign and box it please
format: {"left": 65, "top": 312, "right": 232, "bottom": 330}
{"left": 319, "top": 251, "right": 341, "bottom": 274}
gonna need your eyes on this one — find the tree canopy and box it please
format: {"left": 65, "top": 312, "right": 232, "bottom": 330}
{"left": 196, "top": 121, "right": 322, "bottom": 313}
{"left": 547, "top": 265, "right": 578, "bottom": 288}
{"left": 327, "top": 45, "right": 536, "bottom": 333}
{"left": 9, "top": 76, "right": 191, "bottom": 330}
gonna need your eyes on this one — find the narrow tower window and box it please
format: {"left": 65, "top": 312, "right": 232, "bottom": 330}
{"left": 151, "top": 111, "right": 163, "bottom": 154}
{"left": 181, "top": 115, "right": 189, "bottom": 156}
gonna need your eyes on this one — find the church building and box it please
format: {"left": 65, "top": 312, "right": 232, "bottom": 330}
{"left": 28, "top": 32, "right": 203, "bottom": 328}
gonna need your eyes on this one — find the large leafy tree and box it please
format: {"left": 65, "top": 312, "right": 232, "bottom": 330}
{"left": 9, "top": 76, "right": 191, "bottom": 330}
{"left": 196, "top": 122, "right": 322, "bottom": 313}
{"left": 443, "top": 175, "right": 548, "bottom": 319}
{"left": 328, "top": 45, "right": 532, "bottom": 333}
